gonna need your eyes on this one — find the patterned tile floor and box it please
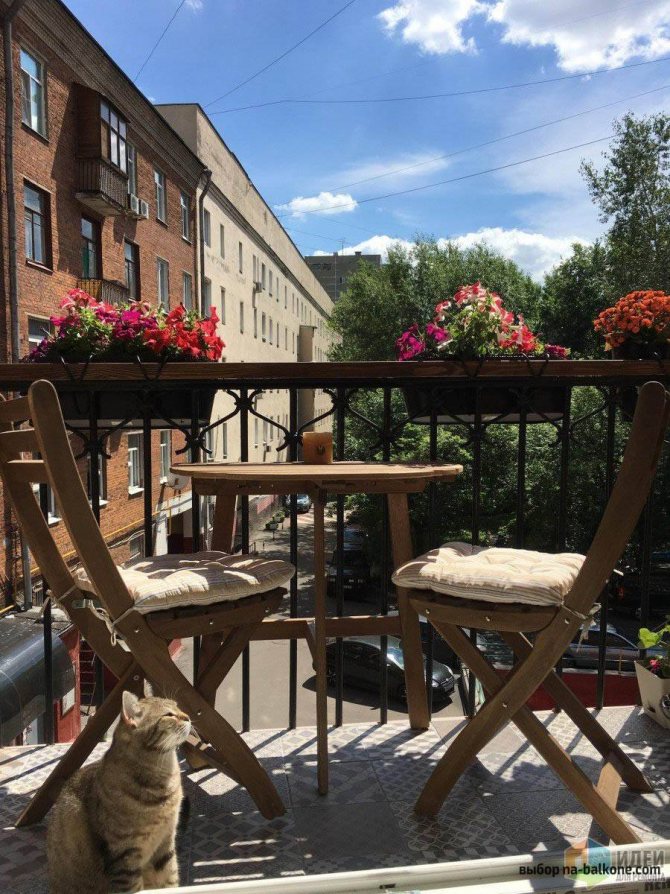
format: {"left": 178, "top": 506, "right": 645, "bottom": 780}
{"left": 1, "top": 707, "right": 669, "bottom": 891}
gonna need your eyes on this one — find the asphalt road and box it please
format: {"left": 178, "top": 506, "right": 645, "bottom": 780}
{"left": 175, "top": 507, "right": 465, "bottom": 731}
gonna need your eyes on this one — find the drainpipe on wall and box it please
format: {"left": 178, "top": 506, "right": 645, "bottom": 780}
{"left": 3, "top": 0, "right": 31, "bottom": 608}
{"left": 197, "top": 168, "right": 212, "bottom": 316}
{"left": 3, "top": 0, "right": 27, "bottom": 364}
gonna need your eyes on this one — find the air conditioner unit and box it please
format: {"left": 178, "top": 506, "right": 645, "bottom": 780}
{"left": 139, "top": 199, "right": 150, "bottom": 219}
{"left": 253, "top": 280, "right": 263, "bottom": 292}
{"left": 127, "top": 193, "right": 141, "bottom": 216}
{"left": 165, "top": 472, "right": 189, "bottom": 489}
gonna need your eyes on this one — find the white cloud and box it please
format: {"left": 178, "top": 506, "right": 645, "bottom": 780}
{"left": 312, "top": 227, "right": 586, "bottom": 280}
{"left": 276, "top": 192, "right": 357, "bottom": 218}
{"left": 378, "top": 0, "right": 484, "bottom": 55}
{"left": 333, "top": 151, "right": 450, "bottom": 190}
{"left": 185, "top": 0, "right": 204, "bottom": 10}
{"left": 487, "top": 0, "right": 670, "bottom": 72}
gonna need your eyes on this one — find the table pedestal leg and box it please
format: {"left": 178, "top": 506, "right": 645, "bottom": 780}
{"left": 211, "top": 493, "right": 237, "bottom": 552}
{"left": 313, "top": 489, "right": 329, "bottom": 794}
{"left": 388, "top": 492, "right": 430, "bottom": 730}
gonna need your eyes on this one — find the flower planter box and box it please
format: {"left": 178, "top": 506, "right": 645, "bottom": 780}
{"left": 612, "top": 343, "right": 669, "bottom": 419}
{"left": 402, "top": 382, "right": 568, "bottom": 424}
{"left": 57, "top": 386, "right": 217, "bottom": 430}
{"left": 635, "top": 660, "right": 670, "bottom": 729}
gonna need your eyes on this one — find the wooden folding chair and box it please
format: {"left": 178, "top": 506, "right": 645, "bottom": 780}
{"left": 392, "top": 380, "right": 670, "bottom": 844}
{"left": 0, "top": 380, "right": 294, "bottom": 825}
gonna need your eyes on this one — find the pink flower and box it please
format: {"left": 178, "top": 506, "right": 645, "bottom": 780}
{"left": 546, "top": 344, "right": 570, "bottom": 359}
{"left": 396, "top": 324, "right": 425, "bottom": 361}
{"left": 425, "top": 322, "right": 449, "bottom": 343}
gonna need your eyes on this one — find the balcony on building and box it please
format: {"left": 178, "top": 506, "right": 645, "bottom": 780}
{"left": 76, "top": 277, "right": 129, "bottom": 305}
{"left": 73, "top": 84, "right": 129, "bottom": 216}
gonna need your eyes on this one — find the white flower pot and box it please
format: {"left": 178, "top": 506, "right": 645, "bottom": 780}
{"left": 635, "top": 660, "right": 670, "bottom": 729}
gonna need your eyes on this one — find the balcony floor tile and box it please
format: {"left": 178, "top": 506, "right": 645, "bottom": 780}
{"left": 1, "top": 707, "right": 668, "bottom": 890}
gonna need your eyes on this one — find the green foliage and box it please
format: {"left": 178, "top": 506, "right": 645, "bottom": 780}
{"left": 581, "top": 112, "right": 670, "bottom": 298}
{"left": 535, "top": 243, "right": 609, "bottom": 357}
{"left": 638, "top": 620, "right": 670, "bottom": 678}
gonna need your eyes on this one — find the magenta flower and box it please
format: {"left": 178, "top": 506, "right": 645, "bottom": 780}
{"left": 396, "top": 324, "right": 425, "bottom": 361}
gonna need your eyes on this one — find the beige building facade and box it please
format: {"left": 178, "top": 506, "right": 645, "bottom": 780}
{"left": 158, "top": 104, "right": 334, "bottom": 523}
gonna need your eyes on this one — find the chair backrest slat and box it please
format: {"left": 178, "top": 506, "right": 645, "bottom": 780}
{"left": 566, "top": 381, "right": 670, "bottom": 617}
{"left": 0, "top": 383, "right": 133, "bottom": 620}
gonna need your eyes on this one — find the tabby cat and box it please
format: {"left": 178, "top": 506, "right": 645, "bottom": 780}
{"left": 47, "top": 691, "right": 191, "bottom": 893}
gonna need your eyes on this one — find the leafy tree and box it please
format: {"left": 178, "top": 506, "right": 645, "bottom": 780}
{"left": 581, "top": 112, "right": 670, "bottom": 297}
{"left": 535, "top": 242, "right": 609, "bottom": 357}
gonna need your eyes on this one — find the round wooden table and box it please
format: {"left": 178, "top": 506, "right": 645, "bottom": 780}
{"left": 172, "top": 461, "right": 463, "bottom": 794}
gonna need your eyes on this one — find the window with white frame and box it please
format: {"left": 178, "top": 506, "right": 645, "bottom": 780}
{"left": 32, "top": 453, "right": 59, "bottom": 523}
{"left": 261, "top": 263, "right": 266, "bottom": 290}
{"left": 28, "top": 316, "right": 52, "bottom": 348}
{"left": 254, "top": 417, "right": 259, "bottom": 447}
{"left": 127, "top": 433, "right": 144, "bottom": 492}
{"left": 276, "top": 277, "right": 280, "bottom": 302}
{"left": 219, "top": 224, "right": 225, "bottom": 258}
{"left": 87, "top": 453, "right": 107, "bottom": 505}
{"left": 202, "top": 208, "right": 211, "bottom": 246}
{"left": 252, "top": 254, "right": 258, "bottom": 283}
{"left": 253, "top": 307, "right": 258, "bottom": 338}
{"left": 128, "top": 533, "right": 145, "bottom": 560}
{"left": 203, "top": 277, "right": 211, "bottom": 308}
{"left": 159, "top": 430, "right": 171, "bottom": 482}
{"left": 261, "top": 312, "right": 266, "bottom": 342}
{"left": 238, "top": 241, "right": 243, "bottom": 274}
{"left": 154, "top": 168, "right": 167, "bottom": 222}
{"left": 180, "top": 192, "right": 190, "bottom": 240}
{"left": 269, "top": 318, "right": 273, "bottom": 344}
{"left": 204, "top": 428, "right": 214, "bottom": 462}
{"left": 20, "top": 48, "right": 46, "bottom": 136}
{"left": 284, "top": 285, "right": 288, "bottom": 308}
{"left": 101, "top": 99, "right": 127, "bottom": 172}
{"left": 220, "top": 286, "right": 226, "bottom": 324}
{"left": 182, "top": 272, "right": 193, "bottom": 310}
{"left": 239, "top": 301, "right": 244, "bottom": 333}
{"left": 157, "top": 257, "right": 169, "bottom": 307}
{"left": 24, "top": 182, "right": 49, "bottom": 266}
{"left": 268, "top": 270, "right": 273, "bottom": 296}
{"left": 284, "top": 326, "right": 288, "bottom": 351}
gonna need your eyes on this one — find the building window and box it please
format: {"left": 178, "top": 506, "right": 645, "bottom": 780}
{"left": 284, "top": 285, "right": 288, "bottom": 308}
{"left": 128, "top": 533, "right": 144, "bottom": 560}
{"left": 204, "top": 428, "right": 214, "bottom": 462}
{"left": 220, "top": 287, "right": 226, "bottom": 324}
{"left": 253, "top": 255, "right": 258, "bottom": 283}
{"left": 269, "top": 317, "right": 273, "bottom": 344}
{"left": 100, "top": 99, "right": 127, "bottom": 172}
{"left": 182, "top": 272, "right": 193, "bottom": 310}
{"left": 24, "top": 182, "right": 49, "bottom": 266}
{"left": 239, "top": 301, "right": 244, "bottom": 333}
{"left": 124, "top": 240, "right": 139, "bottom": 299}
{"left": 159, "top": 430, "right": 171, "bottom": 482}
{"left": 203, "top": 277, "right": 211, "bottom": 310}
{"left": 127, "top": 143, "right": 137, "bottom": 195}
{"left": 261, "top": 262, "right": 266, "bottom": 291}
{"left": 20, "top": 48, "right": 46, "bottom": 136}
{"left": 154, "top": 169, "right": 166, "bottom": 222}
{"left": 253, "top": 307, "right": 258, "bottom": 339}
{"left": 261, "top": 312, "right": 267, "bottom": 342}
{"left": 219, "top": 224, "right": 225, "bottom": 258}
{"left": 276, "top": 277, "right": 280, "bottom": 302}
{"left": 128, "top": 433, "right": 144, "bottom": 492}
{"left": 202, "top": 208, "right": 211, "bottom": 246}
{"left": 180, "top": 192, "right": 190, "bottom": 240}
{"left": 81, "top": 217, "right": 100, "bottom": 279}
{"left": 222, "top": 423, "right": 228, "bottom": 459}
{"left": 269, "top": 270, "right": 273, "bottom": 296}
{"left": 86, "top": 454, "right": 107, "bottom": 505}
{"left": 285, "top": 326, "right": 288, "bottom": 350}
{"left": 254, "top": 418, "right": 259, "bottom": 447}
{"left": 157, "top": 257, "right": 169, "bottom": 307}
{"left": 238, "top": 241, "right": 243, "bottom": 274}
{"left": 28, "top": 316, "right": 52, "bottom": 349}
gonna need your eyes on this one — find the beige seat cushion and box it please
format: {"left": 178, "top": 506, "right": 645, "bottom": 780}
{"left": 75, "top": 551, "right": 295, "bottom": 614}
{"left": 392, "top": 542, "right": 586, "bottom": 607}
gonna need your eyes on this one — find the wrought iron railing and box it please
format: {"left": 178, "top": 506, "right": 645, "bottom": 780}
{"left": 75, "top": 158, "right": 128, "bottom": 214}
{"left": 77, "top": 278, "right": 130, "bottom": 305}
{"left": 0, "top": 359, "right": 668, "bottom": 744}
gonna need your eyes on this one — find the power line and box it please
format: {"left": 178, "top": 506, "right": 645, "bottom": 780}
{"left": 134, "top": 0, "right": 188, "bottom": 82}
{"left": 208, "top": 54, "right": 670, "bottom": 114}
{"left": 276, "top": 134, "right": 615, "bottom": 218}
{"left": 204, "top": 0, "right": 360, "bottom": 107}
{"left": 327, "top": 83, "right": 670, "bottom": 193}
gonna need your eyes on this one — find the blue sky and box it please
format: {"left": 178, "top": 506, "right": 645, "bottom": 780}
{"left": 64, "top": 0, "right": 670, "bottom": 279}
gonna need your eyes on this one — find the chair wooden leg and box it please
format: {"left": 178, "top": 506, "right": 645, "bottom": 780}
{"left": 16, "top": 662, "right": 139, "bottom": 827}
{"left": 127, "top": 628, "right": 285, "bottom": 819}
{"left": 420, "top": 622, "right": 641, "bottom": 845}
{"left": 502, "top": 631, "right": 654, "bottom": 793}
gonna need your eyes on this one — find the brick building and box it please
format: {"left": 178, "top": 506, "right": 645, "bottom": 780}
{"left": 0, "top": 0, "right": 206, "bottom": 604}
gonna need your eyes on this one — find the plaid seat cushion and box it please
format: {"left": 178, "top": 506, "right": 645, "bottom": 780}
{"left": 75, "top": 551, "right": 295, "bottom": 613}
{"left": 392, "top": 541, "right": 586, "bottom": 607}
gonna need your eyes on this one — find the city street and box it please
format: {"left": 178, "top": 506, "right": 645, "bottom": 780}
{"left": 175, "top": 506, "right": 465, "bottom": 730}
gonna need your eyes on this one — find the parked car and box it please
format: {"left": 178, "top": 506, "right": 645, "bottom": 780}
{"left": 282, "top": 494, "right": 312, "bottom": 513}
{"left": 325, "top": 635, "right": 457, "bottom": 703}
{"left": 609, "top": 551, "right": 670, "bottom": 618}
{"left": 563, "top": 623, "right": 664, "bottom": 671}
{"left": 326, "top": 546, "right": 374, "bottom": 596}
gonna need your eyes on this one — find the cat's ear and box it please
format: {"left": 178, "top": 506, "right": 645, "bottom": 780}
{"left": 143, "top": 679, "right": 154, "bottom": 699}
{"left": 121, "top": 691, "right": 140, "bottom": 727}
